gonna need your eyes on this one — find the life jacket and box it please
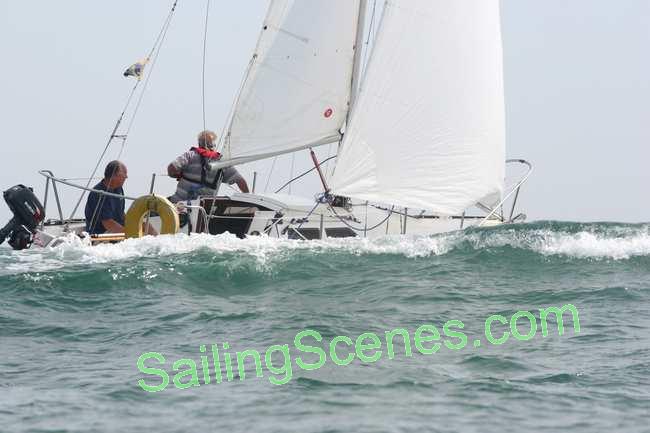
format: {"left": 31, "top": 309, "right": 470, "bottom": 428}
{"left": 180, "top": 147, "right": 223, "bottom": 189}
{"left": 191, "top": 146, "right": 221, "bottom": 160}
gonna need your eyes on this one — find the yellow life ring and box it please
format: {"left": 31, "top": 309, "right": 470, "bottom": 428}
{"left": 124, "top": 194, "right": 179, "bottom": 238}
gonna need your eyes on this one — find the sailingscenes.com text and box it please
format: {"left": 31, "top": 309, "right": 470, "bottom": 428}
{"left": 136, "top": 304, "right": 580, "bottom": 392}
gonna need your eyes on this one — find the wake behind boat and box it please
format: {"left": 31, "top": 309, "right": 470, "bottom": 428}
{"left": 1, "top": 0, "right": 532, "bottom": 250}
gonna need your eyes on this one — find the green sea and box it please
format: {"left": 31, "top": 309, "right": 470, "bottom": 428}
{"left": 1, "top": 221, "right": 649, "bottom": 433}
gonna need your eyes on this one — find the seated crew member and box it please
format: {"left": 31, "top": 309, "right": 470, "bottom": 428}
{"left": 85, "top": 161, "right": 156, "bottom": 236}
{"left": 167, "top": 130, "right": 249, "bottom": 203}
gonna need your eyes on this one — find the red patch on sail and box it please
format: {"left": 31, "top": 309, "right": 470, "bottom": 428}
{"left": 324, "top": 108, "right": 333, "bottom": 118}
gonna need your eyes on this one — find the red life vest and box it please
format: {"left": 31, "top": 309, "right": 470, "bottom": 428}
{"left": 191, "top": 147, "right": 221, "bottom": 160}
{"left": 182, "top": 147, "right": 223, "bottom": 189}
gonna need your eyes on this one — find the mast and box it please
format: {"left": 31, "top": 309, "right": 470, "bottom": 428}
{"left": 316, "top": 0, "right": 367, "bottom": 188}
{"left": 349, "top": 0, "right": 368, "bottom": 113}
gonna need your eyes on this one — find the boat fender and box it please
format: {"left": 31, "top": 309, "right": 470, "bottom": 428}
{"left": 124, "top": 194, "right": 179, "bottom": 238}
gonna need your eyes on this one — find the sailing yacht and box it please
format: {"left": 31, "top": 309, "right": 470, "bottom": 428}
{"left": 1, "top": 0, "right": 531, "bottom": 249}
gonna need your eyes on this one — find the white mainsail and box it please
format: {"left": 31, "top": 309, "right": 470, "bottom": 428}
{"left": 330, "top": 0, "right": 506, "bottom": 215}
{"left": 220, "top": 0, "right": 361, "bottom": 164}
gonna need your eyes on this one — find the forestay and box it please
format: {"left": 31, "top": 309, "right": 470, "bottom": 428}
{"left": 220, "top": 0, "right": 361, "bottom": 163}
{"left": 330, "top": 0, "right": 506, "bottom": 215}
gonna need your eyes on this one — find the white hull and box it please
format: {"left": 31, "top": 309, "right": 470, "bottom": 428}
{"left": 35, "top": 192, "right": 504, "bottom": 248}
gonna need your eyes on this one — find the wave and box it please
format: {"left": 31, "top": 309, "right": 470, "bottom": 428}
{"left": 0, "top": 221, "right": 648, "bottom": 275}
{"left": 461, "top": 221, "right": 650, "bottom": 260}
{"left": 0, "top": 230, "right": 458, "bottom": 276}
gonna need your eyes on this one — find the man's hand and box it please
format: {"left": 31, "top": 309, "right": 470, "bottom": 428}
{"left": 144, "top": 222, "right": 158, "bottom": 236}
{"left": 101, "top": 219, "right": 125, "bottom": 234}
{"left": 167, "top": 164, "right": 182, "bottom": 181}
{"left": 236, "top": 178, "right": 250, "bottom": 193}
{"left": 102, "top": 219, "right": 158, "bottom": 236}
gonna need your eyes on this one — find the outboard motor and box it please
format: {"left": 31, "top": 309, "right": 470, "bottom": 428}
{"left": 0, "top": 185, "right": 45, "bottom": 250}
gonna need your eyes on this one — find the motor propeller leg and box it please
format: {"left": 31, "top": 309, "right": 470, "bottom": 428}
{"left": 0, "top": 217, "right": 18, "bottom": 245}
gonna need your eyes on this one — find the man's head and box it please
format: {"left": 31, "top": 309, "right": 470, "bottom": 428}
{"left": 104, "top": 160, "right": 128, "bottom": 189}
{"left": 197, "top": 130, "right": 217, "bottom": 150}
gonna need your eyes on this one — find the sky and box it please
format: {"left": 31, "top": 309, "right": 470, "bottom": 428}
{"left": 0, "top": 0, "right": 648, "bottom": 225}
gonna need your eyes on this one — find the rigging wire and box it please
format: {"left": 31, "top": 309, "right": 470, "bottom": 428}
{"left": 119, "top": 0, "right": 178, "bottom": 156}
{"left": 147, "top": 1, "right": 180, "bottom": 61}
{"left": 324, "top": 141, "right": 334, "bottom": 180}
{"left": 202, "top": 4, "right": 257, "bottom": 231}
{"left": 328, "top": 203, "right": 395, "bottom": 233}
{"left": 362, "top": 0, "right": 378, "bottom": 69}
{"left": 330, "top": 0, "right": 378, "bottom": 183}
{"left": 263, "top": 157, "right": 278, "bottom": 194}
{"left": 288, "top": 153, "right": 295, "bottom": 194}
{"left": 203, "top": 17, "right": 261, "bottom": 227}
{"left": 216, "top": 55, "right": 255, "bottom": 156}
{"left": 295, "top": 200, "right": 322, "bottom": 231}
{"left": 68, "top": 0, "right": 179, "bottom": 221}
{"left": 88, "top": 163, "right": 124, "bottom": 234}
{"left": 67, "top": 82, "right": 138, "bottom": 220}
{"left": 201, "top": 0, "right": 211, "bottom": 130}
{"left": 275, "top": 155, "right": 337, "bottom": 194}
{"left": 323, "top": 1, "right": 393, "bottom": 235}
{"left": 329, "top": 136, "right": 344, "bottom": 179}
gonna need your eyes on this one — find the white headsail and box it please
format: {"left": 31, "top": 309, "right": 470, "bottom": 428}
{"left": 219, "top": 0, "right": 361, "bottom": 165}
{"left": 330, "top": 0, "right": 506, "bottom": 215}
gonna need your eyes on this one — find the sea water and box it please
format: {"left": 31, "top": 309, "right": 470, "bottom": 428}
{"left": 1, "top": 221, "right": 649, "bottom": 432}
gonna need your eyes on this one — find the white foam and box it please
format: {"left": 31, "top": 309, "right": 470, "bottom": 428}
{"left": 463, "top": 225, "right": 650, "bottom": 260}
{"left": 1, "top": 232, "right": 457, "bottom": 275}
{"left": 535, "top": 230, "right": 650, "bottom": 260}
{"left": 1, "top": 224, "right": 648, "bottom": 275}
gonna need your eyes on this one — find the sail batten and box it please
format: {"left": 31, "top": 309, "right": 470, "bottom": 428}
{"left": 222, "top": 0, "right": 361, "bottom": 163}
{"left": 331, "top": 0, "right": 506, "bottom": 215}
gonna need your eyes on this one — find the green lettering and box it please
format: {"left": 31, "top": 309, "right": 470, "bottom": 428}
{"left": 510, "top": 310, "right": 537, "bottom": 341}
{"left": 443, "top": 320, "right": 467, "bottom": 350}
{"left": 384, "top": 328, "right": 413, "bottom": 359}
{"left": 172, "top": 359, "right": 200, "bottom": 389}
{"left": 236, "top": 349, "right": 263, "bottom": 381}
{"left": 137, "top": 352, "right": 169, "bottom": 393}
{"left": 414, "top": 324, "right": 441, "bottom": 355}
{"left": 330, "top": 336, "right": 355, "bottom": 366}
{"left": 539, "top": 304, "right": 581, "bottom": 337}
{"left": 485, "top": 314, "right": 509, "bottom": 345}
{"left": 264, "top": 345, "right": 292, "bottom": 385}
{"left": 294, "top": 330, "right": 326, "bottom": 370}
{"left": 355, "top": 332, "right": 382, "bottom": 363}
